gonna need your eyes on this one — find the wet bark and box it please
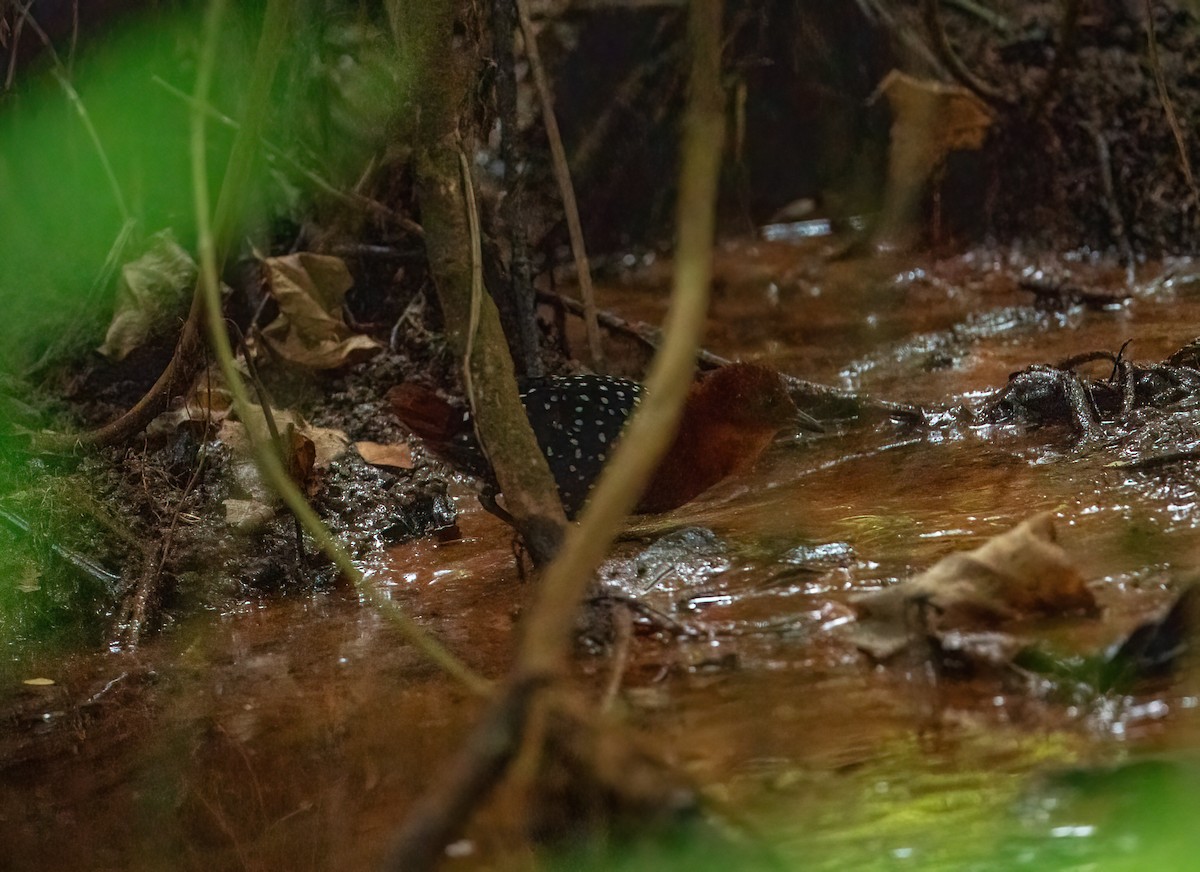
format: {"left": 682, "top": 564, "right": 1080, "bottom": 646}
{"left": 406, "top": 0, "right": 567, "bottom": 566}
{"left": 492, "top": 0, "right": 543, "bottom": 378}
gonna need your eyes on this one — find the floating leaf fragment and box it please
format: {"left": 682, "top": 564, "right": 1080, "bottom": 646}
{"left": 850, "top": 513, "right": 1096, "bottom": 662}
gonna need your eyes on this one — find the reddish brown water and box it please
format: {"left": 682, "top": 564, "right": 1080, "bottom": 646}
{"left": 6, "top": 240, "right": 1200, "bottom": 870}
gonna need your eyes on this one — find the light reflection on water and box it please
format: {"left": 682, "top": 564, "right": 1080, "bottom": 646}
{"left": 10, "top": 245, "right": 1200, "bottom": 869}
{"left": 586, "top": 244, "right": 1200, "bottom": 868}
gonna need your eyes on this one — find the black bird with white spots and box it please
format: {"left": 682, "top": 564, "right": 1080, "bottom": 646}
{"left": 389, "top": 363, "right": 818, "bottom": 521}
{"left": 516, "top": 374, "right": 643, "bottom": 516}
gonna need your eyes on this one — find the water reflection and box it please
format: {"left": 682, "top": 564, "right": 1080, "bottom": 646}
{"left": 8, "top": 246, "right": 1200, "bottom": 868}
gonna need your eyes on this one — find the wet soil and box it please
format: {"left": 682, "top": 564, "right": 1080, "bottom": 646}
{"left": 6, "top": 238, "right": 1200, "bottom": 869}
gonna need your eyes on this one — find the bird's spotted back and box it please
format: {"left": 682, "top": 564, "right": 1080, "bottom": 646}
{"left": 517, "top": 374, "right": 643, "bottom": 517}
{"left": 391, "top": 363, "right": 801, "bottom": 520}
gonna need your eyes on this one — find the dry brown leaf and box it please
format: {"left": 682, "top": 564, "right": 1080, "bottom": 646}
{"left": 146, "top": 367, "right": 234, "bottom": 438}
{"left": 260, "top": 252, "right": 381, "bottom": 369}
{"left": 355, "top": 440, "right": 414, "bottom": 470}
{"left": 880, "top": 70, "right": 994, "bottom": 170}
{"left": 875, "top": 70, "right": 995, "bottom": 244}
{"left": 99, "top": 230, "right": 197, "bottom": 361}
{"left": 850, "top": 513, "right": 1096, "bottom": 660}
{"left": 902, "top": 512, "right": 1094, "bottom": 622}
{"left": 286, "top": 425, "right": 318, "bottom": 494}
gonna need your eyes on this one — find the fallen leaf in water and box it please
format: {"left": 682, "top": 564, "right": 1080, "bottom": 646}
{"left": 260, "top": 253, "right": 381, "bottom": 369}
{"left": 850, "top": 513, "right": 1096, "bottom": 661}
{"left": 22, "top": 677, "right": 55, "bottom": 686}
{"left": 355, "top": 440, "right": 415, "bottom": 470}
{"left": 99, "top": 230, "right": 197, "bottom": 361}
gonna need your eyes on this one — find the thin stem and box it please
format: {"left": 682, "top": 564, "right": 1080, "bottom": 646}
{"left": 516, "top": 0, "right": 605, "bottom": 371}
{"left": 1144, "top": 0, "right": 1200, "bottom": 213}
{"left": 518, "top": 0, "right": 726, "bottom": 680}
{"left": 16, "top": 7, "right": 131, "bottom": 222}
{"left": 920, "top": 0, "right": 1009, "bottom": 107}
{"left": 189, "top": 0, "right": 486, "bottom": 696}
{"left": 151, "top": 75, "right": 424, "bottom": 238}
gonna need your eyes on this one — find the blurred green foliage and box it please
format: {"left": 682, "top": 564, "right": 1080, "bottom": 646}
{"left": 549, "top": 731, "right": 1200, "bottom": 871}
{"left": 0, "top": 0, "right": 419, "bottom": 657}
{"left": 0, "top": 5, "right": 239, "bottom": 372}
{"left": 0, "top": 1, "right": 415, "bottom": 374}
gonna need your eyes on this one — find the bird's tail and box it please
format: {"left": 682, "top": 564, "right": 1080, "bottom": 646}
{"left": 386, "top": 383, "right": 467, "bottom": 448}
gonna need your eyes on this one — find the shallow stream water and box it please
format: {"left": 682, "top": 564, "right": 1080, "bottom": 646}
{"left": 6, "top": 239, "right": 1200, "bottom": 870}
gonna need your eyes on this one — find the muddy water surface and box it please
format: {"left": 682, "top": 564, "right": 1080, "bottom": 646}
{"left": 6, "top": 241, "right": 1200, "bottom": 870}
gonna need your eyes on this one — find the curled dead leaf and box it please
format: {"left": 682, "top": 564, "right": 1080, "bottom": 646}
{"left": 850, "top": 513, "right": 1096, "bottom": 661}
{"left": 217, "top": 410, "right": 349, "bottom": 516}
{"left": 146, "top": 367, "right": 234, "bottom": 438}
{"left": 260, "top": 252, "right": 381, "bottom": 369}
{"left": 99, "top": 230, "right": 197, "bottom": 361}
{"left": 286, "top": 425, "right": 318, "bottom": 495}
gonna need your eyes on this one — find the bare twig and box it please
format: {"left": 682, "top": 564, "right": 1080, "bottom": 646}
{"left": 458, "top": 146, "right": 501, "bottom": 503}
{"left": 190, "top": 0, "right": 485, "bottom": 693}
{"left": 1144, "top": 0, "right": 1200, "bottom": 216}
{"left": 857, "top": 0, "right": 944, "bottom": 76}
{"left": 67, "top": 0, "right": 77, "bottom": 75}
{"left": 118, "top": 418, "right": 211, "bottom": 648}
{"left": 600, "top": 604, "right": 634, "bottom": 712}
{"left": 519, "top": 0, "right": 725, "bottom": 681}
{"left": 3, "top": 0, "right": 31, "bottom": 90}
{"left": 537, "top": 286, "right": 920, "bottom": 423}
{"left": 0, "top": 504, "right": 122, "bottom": 587}
{"left": 60, "top": 291, "right": 208, "bottom": 449}
{"left": 945, "top": 0, "right": 1011, "bottom": 32}
{"left": 1031, "top": 0, "right": 1081, "bottom": 119}
{"left": 234, "top": 323, "right": 305, "bottom": 570}
{"left": 920, "top": 0, "right": 1010, "bottom": 107}
{"left": 516, "top": 0, "right": 605, "bottom": 371}
{"left": 387, "top": 1, "right": 726, "bottom": 865}
{"left": 385, "top": 675, "right": 544, "bottom": 871}
{"left": 493, "top": 0, "right": 543, "bottom": 378}
{"left": 1085, "top": 118, "right": 1136, "bottom": 269}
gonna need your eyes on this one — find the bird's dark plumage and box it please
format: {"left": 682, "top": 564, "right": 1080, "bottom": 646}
{"left": 388, "top": 364, "right": 815, "bottom": 519}
{"left": 516, "top": 375, "right": 644, "bottom": 515}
